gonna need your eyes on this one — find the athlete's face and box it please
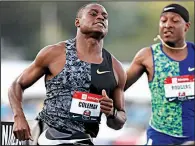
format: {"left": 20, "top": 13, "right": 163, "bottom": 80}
{"left": 159, "top": 12, "right": 190, "bottom": 44}
{"left": 75, "top": 4, "right": 108, "bottom": 38}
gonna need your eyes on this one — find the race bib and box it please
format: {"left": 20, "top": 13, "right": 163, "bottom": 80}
{"left": 69, "top": 91, "right": 102, "bottom": 123}
{"left": 164, "top": 75, "right": 194, "bottom": 101}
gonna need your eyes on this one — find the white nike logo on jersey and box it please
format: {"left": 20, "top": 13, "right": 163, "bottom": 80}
{"left": 188, "top": 67, "right": 195, "bottom": 72}
{"left": 169, "top": 98, "right": 175, "bottom": 101}
{"left": 96, "top": 69, "right": 110, "bottom": 74}
{"left": 72, "top": 115, "right": 79, "bottom": 118}
{"left": 164, "top": 7, "right": 175, "bottom": 11}
{"left": 38, "top": 129, "right": 90, "bottom": 145}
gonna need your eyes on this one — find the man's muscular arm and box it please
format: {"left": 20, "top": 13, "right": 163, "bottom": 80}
{"left": 124, "top": 48, "right": 149, "bottom": 91}
{"left": 8, "top": 45, "right": 59, "bottom": 140}
{"left": 105, "top": 57, "right": 127, "bottom": 130}
{"left": 8, "top": 46, "right": 53, "bottom": 119}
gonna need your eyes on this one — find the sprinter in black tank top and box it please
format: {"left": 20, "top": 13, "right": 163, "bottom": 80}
{"left": 8, "top": 3, "right": 127, "bottom": 145}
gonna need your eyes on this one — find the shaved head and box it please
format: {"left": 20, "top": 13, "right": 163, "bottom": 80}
{"left": 76, "top": 3, "right": 104, "bottom": 18}
{"left": 75, "top": 2, "right": 108, "bottom": 39}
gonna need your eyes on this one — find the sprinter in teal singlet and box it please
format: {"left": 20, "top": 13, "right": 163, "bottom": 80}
{"left": 125, "top": 3, "right": 194, "bottom": 145}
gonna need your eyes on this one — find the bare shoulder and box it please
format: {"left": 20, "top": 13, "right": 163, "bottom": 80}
{"left": 132, "top": 47, "right": 152, "bottom": 65}
{"left": 111, "top": 55, "right": 125, "bottom": 74}
{"left": 111, "top": 55, "right": 127, "bottom": 87}
{"left": 35, "top": 41, "right": 66, "bottom": 67}
{"left": 135, "top": 47, "right": 152, "bottom": 59}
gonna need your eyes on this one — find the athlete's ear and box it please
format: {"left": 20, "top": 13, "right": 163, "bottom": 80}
{"left": 75, "top": 18, "right": 80, "bottom": 27}
{"left": 184, "top": 22, "right": 190, "bottom": 32}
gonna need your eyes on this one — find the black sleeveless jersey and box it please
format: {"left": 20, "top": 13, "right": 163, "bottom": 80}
{"left": 37, "top": 38, "right": 117, "bottom": 137}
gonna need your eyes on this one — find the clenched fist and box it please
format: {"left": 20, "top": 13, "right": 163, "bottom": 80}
{"left": 99, "top": 89, "right": 113, "bottom": 116}
{"left": 13, "top": 115, "right": 33, "bottom": 141}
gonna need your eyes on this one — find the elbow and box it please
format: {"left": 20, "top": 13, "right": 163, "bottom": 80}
{"left": 113, "top": 124, "right": 123, "bottom": 130}
{"left": 8, "top": 81, "right": 14, "bottom": 94}
{"left": 116, "top": 112, "right": 127, "bottom": 130}
{"left": 107, "top": 122, "right": 124, "bottom": 130}
{"left": 107, "top": 115, "right": 127, "bottom": 130}
{"left": 116, "top": 114, "right": 127, "bottom": 130}
{"left": 116, "top": 116, "right": 127, "bottom": 130}
{"left": 8, "top": 80, "right": 23, "bottom": 98}
{"left": 106, "top": 122, "right": 119, "bottom": 130}
{"left": 8, "top": 81, "right": 16, "bottom": 99}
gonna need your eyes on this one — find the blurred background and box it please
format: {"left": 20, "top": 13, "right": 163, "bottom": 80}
{"left": 1, "top": 1, "right": 194, "bottom": 145}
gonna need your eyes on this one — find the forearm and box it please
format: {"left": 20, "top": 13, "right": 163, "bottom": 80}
{"left": 8, "top": 81, "right": 25, "bottom": 118}
{"left": 106, "top": 109, "right": 126, "bottom": 130}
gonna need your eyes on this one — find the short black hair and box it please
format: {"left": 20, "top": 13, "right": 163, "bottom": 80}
{"left": 76, "top": 3, "right": 102, "bottom": 18}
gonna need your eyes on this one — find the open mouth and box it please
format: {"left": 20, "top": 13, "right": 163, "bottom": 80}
{"left": 163, "top": 31, "right": 174, "bottom": 38}
{"left": 164, "top": 31, "right": 173, "bottom": 35}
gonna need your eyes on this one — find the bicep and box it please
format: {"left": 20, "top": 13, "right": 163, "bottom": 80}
{"left": 112, "top": 58, "right": 127, "bottom": 111}
{"left": 125, "top": 52, "right": 146, "bottom": 91}
{"left": 16, "top": 61, "right": 46, "bottom": 90}
{"left": 15, "top": 45, "right": 56, "bottom": 89}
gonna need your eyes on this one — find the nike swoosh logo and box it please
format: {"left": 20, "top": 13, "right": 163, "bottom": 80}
{"left": 169, "top": 98, "right": 175, "bottom": 101}
{"left": 164, "top": 7, "right": 175, "bottom": 11}
{"left": 97, "top": 69, "right": 111, "bottom": 74}
{"left": 72, "top": 115, "right": 79, "bottom": 118}
{"left": 38, "top": 129, "right": 91, "bottom": 145}
{"left": 188, "top": 67, "right": 195, "bottom": 72}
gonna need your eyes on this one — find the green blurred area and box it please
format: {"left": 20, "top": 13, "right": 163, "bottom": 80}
{"left": 1, "top": 1, "right": 194, "bottom": 62}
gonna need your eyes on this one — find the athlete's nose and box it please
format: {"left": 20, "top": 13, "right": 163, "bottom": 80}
{"left": 97, "top": 14, "right": 105, "bottom": 21}
{"left": 165, "top": 19, "right": 173, "bottom": 28}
